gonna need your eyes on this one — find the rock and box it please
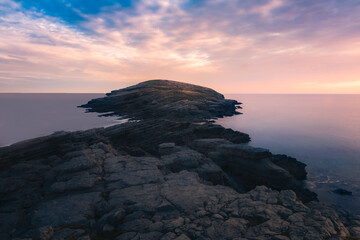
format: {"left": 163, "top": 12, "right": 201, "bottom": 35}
{"left": 138, "top": 232, "right": 163, "bottom": 239}
{"left": 109, "top": 209, "right": 126, "bottom": 225}
{"left": 50, "top": 171, "right": 98, "bottom": 192}
{"left": 191, "top": 138, "right": 232, "bottom": 153}
{"left": 349, "top": 226, "right": 360, "bottom": 237}
{"left": 332, "top": 188, "right": 352, "bottom": 195}
{"left": 97, "top": 208, "right": 126, "bottom": 230}
{"left": 271, "top": 154, "right": 307, "bottom": 180}
{"left": 107, "top": 168, "right": 163, "bottom": 189}
{"left": 102, "top": 223, "right": 114, "bottom": 233}
{"left": 191, "top": 139, "right": 316, "bottom": 202}
{"left": 0, "top": 233, "right": 10, "bottom": 240}
{"left": 109, "top": 183, "right": 162, "bottom": 211}
{"left": 94, "top": 201, "right": 111, "bottom": 217}
{"left": 245, "top": 217, "right": 290, "bottom": 238}
{"left": 63, "top": 150, "right": 90, "bottom": 160}
{"left": 27, "top": 226, "right": 54, "bottom": 240}
{"left": 249, "top": 185, "right": 279, "bottom": 203}
{"left": 0, "top": 80, "right": 358, "bottom": 240}
{"left": 278, "top": 190, "right": 308, "bottom": 212}
{"left": 195, "top": 161, "right": 230, "bottom": 186}
{"left": 105, "top": 156, "right": 163, "bottom": 189}
{"left": 38, "top": 226, "right": 54, "bottom": 240}
{"left": 214, "top": 143, "right": 271, "bottom": 160}
{"left": 80, "top": 79, "right": 241, "bottom": 122}
{"left": 117, "top": 218, "right": 153, "bottom": 232}
{"left": 104, "top": 156, "right": 127, "bottom": 173}
{"left": 159, "top": 143, "right": 181, "bottom": 156}
{"left": 160, "top": 232, "right": 177, "bottom": 240}
{"left": 172, "top": 234, "right": 190, "bottom": 240}
{"left": 52, "top": 228, "right": 85, "bottom": 240}
{"left": 115, "top": 232, "right": 137, "bottom": 240}
{"left": 54, "top": 156, "right": 98, "bottom": 173}
{"left": 160, "top": 148, "right": 204, "bottom": 171}
{"left": 271, "top": 235, "right": 290, "bottom": 240}
{"left": 160, "top": 171, "right": 237, "bottom": 213}
{"left": 0, "top": 177, "right": 25, "bottom": 193}
{"left": 31, "top": 192, "right": 102, "bottom": 227}
{"left": 77, "top": 236, "right": 91, "bottom": 240}
{"left": 205, "top": 218, "right": 247, "bottom": 239}
{"left": 100, "top": 119, "right": 249, "bottom": 155}
{"left": 163, "top": 217, "right": 185, "bottom": 231}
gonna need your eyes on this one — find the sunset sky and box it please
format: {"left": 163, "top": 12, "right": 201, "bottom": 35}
{"left": 0, "top": 0, "right": 360, "bottom": 93}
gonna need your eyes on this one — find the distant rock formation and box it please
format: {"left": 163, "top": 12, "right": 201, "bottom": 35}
{"left": 0, "top": 80, "right": 359, "bottom": 239}
{"left": 80, "top": 79, "right": 241, "bottom": 122}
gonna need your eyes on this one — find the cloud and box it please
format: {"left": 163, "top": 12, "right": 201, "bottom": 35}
{"left": 0, "top": 0, "right": 360, "bottom": 93}
{"left": 305, "top": 81, "right": 360, "bottom": 88}
{"left": 14, "top": 0, "right": 138, "bottom": 23}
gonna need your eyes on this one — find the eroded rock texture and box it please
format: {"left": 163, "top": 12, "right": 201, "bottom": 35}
{"left": 0, "top": 80, "right": 359, "bottom": 239}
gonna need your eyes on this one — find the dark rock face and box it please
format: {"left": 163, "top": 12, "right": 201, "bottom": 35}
{"left": 0, "top": 80, "right": 359, "bottom": 239}
{"left": 190, "top": 138, "right": 317, "bottom": 202}
{"left": 104, "top": 119, "right": 250, "bottom": 155}
{"left": 333, "top": 188, "right": 353, "bottom": 196}
{"left": 80, "top": 79, "right": 241, "bottom": 121}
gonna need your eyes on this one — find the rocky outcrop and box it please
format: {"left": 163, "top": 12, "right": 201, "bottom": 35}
{"left": 0, "top": 80, "right": 359, "bottom": 239}
{"left": 333, "top": 188, "right": 353, "bottom": 196}
{"left": 1, "top": 139, "right": 358, "bottom": 240}
{"left": 190, "top": 138, "right": 316, "bottom": 202}
{"left": 80, "top": 79, "right": 241, "bottom": 122}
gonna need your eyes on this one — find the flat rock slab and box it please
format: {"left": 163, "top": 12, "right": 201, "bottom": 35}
{"left": 106, "top": 169, "right": 163, "bottom": 189}
{"left": 161, "top": 171, "right": 238, "bottom": 213}
{"left": 216, "top": 144, "right": 271, "bottom": 160}
{"left": 160, "top": 149, "right": 204, "bottom": 169}
{"left": 109, "top": 183, "right": 162, "bottom": 211}
{"left": 32, "top": 192, "right": 102, "bottom": 228}
{"left": 50, "top": 172, "right": 98, "bottom": 193}
{"left": 54, "top": 156, "right": 98, "bottom": 173}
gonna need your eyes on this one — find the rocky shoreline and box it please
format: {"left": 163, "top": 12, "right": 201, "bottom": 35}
{"left": 0, "top": 80, "right": 359, "bottom": 239}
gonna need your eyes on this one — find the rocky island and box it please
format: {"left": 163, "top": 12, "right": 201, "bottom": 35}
{"left": 0, "top": 80, "right": 359, "bottom": 240}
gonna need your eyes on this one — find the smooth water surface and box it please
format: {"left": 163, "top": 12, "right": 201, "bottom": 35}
{"left": 217, "top": 94, "right": 360, "bottom": 213}
{"left": 0, "top": 93, "right": 122, "bottom": 147}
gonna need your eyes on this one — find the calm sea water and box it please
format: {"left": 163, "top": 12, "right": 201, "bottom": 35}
{"left": 0, "top": 93, "right": 122, "bottom": 147}
{"left": 217, "top": 94, "right": 360, "bottom": 213}
{"left": 0, "top": 93, "right": 359, "bottom": 212}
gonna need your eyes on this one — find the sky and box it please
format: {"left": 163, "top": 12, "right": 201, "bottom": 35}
{"left": 0, "top": 0, "right": 360, "bottom": 94}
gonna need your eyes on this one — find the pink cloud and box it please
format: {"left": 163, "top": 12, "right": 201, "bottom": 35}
{"left": 0, "top": 0, "right": 360, "bottom": 93}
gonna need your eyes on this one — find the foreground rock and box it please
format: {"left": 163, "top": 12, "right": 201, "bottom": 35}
{"left": 0, "top": 80, "right": 359, "bottom": 239}
{"left": 1, "top": 139, "right": 358, "bottom": 240}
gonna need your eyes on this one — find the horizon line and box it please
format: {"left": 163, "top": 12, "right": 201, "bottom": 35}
{"left": 1, "top": 92, "right": 360, "bottom": 95}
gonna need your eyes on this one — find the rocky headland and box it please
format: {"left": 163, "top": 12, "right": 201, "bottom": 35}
{"left": 0, "top": 80, "right": 359, "bottom": 240}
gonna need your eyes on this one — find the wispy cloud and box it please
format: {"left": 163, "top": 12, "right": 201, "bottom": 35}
{"left": 1, "top": 0, "right": 360, "bottom": 93}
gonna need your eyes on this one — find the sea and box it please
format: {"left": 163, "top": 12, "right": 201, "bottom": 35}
{"left": 218, "top": 94, "right": 360, "bottom": 213}
{"left": 0, "top": 93, "right": 359, "bottom": 213}
{"left": 0, "top": 93, "right": 123, "bottom": 147}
